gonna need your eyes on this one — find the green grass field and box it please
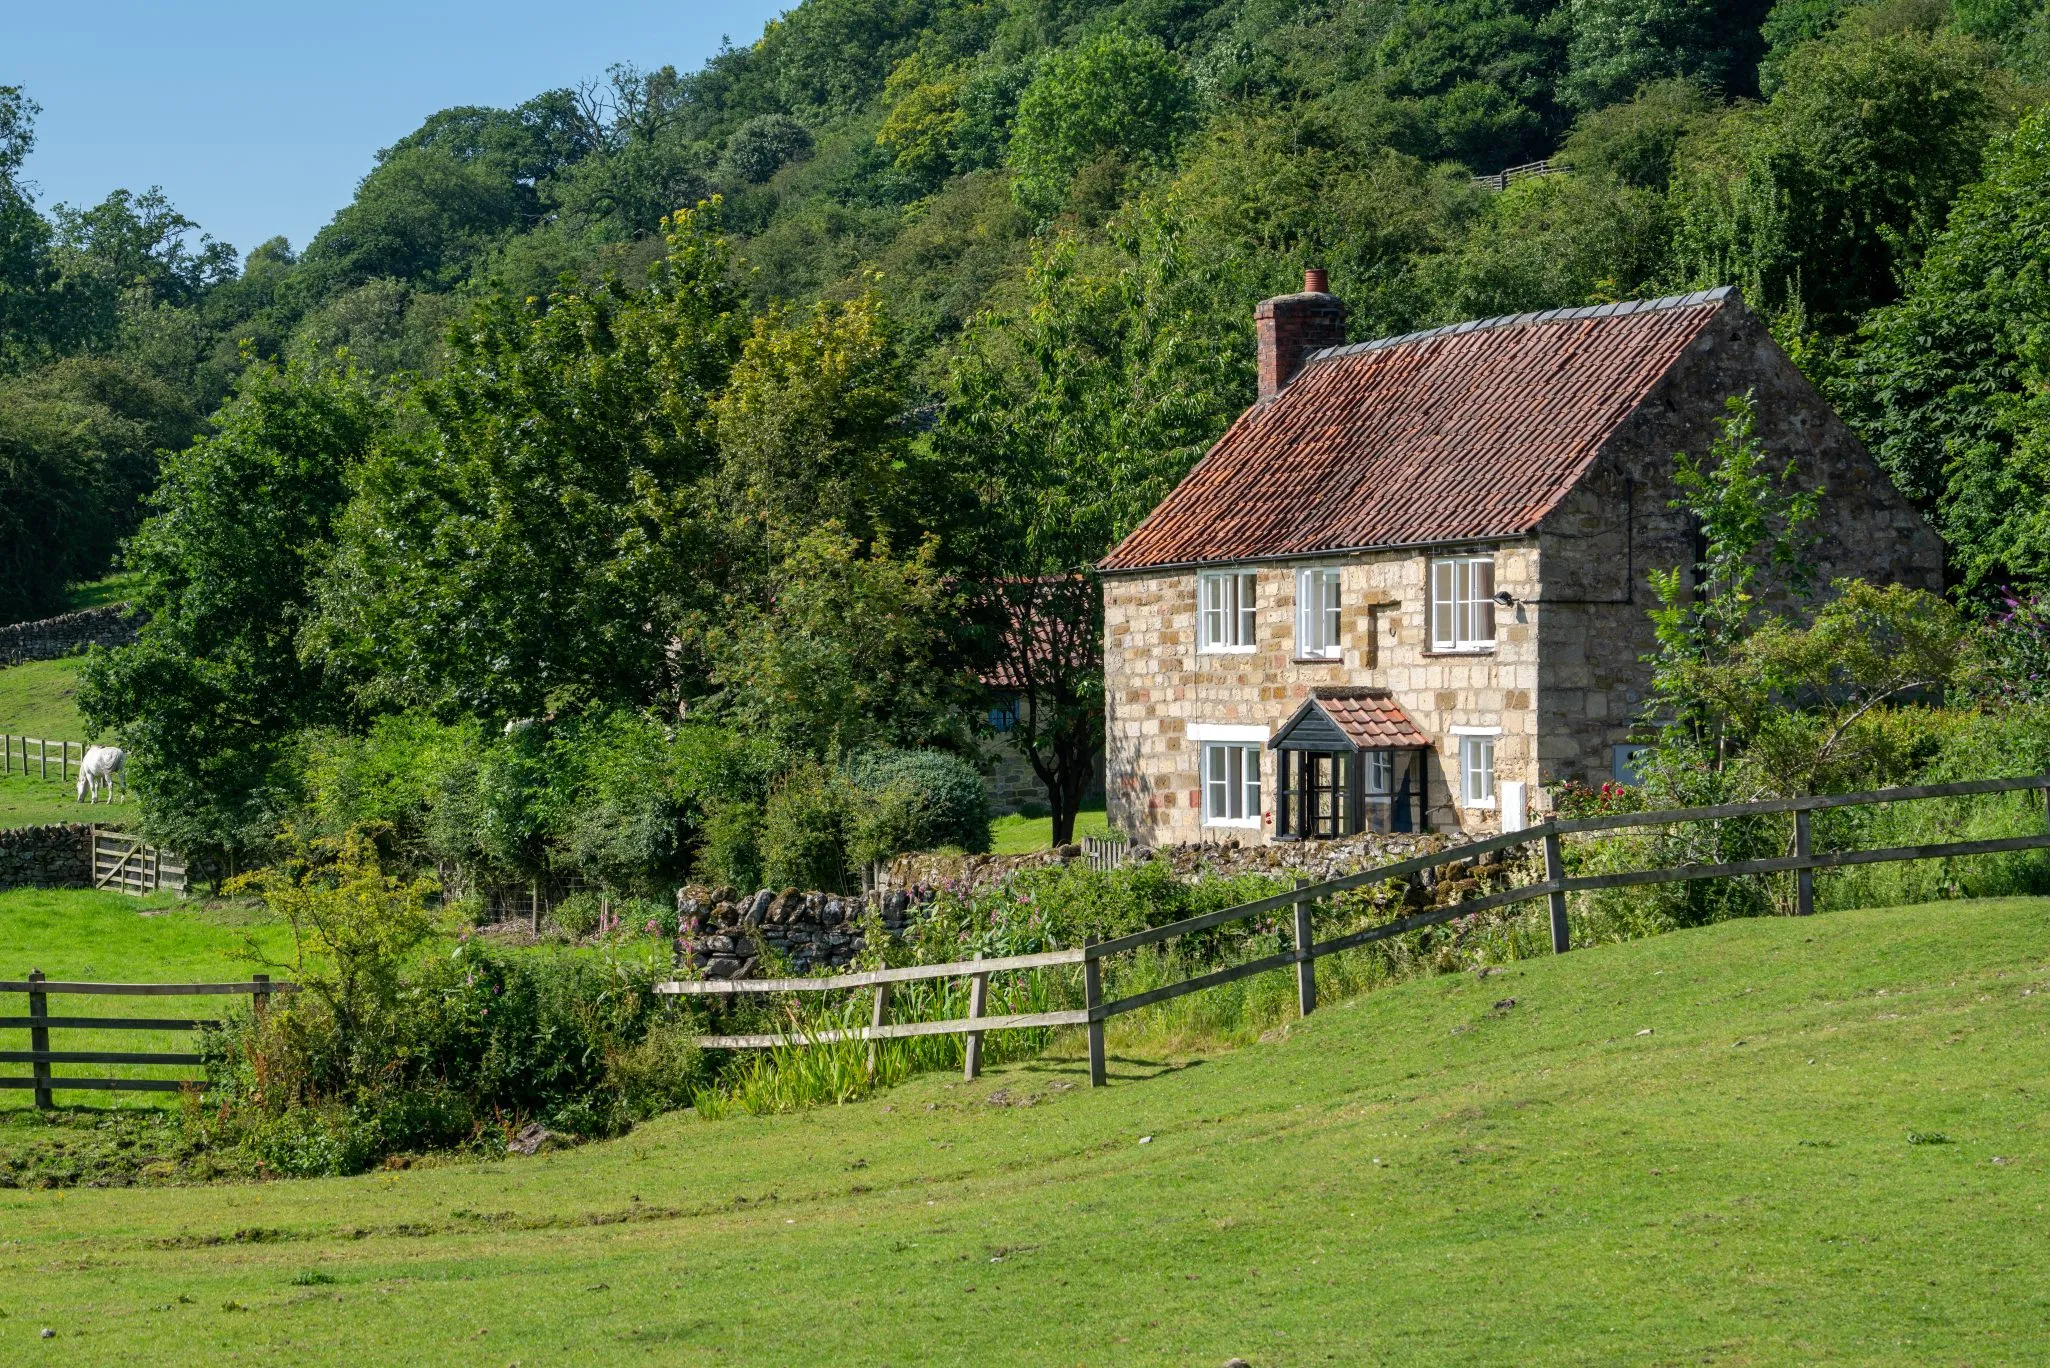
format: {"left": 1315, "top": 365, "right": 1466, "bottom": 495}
{"left": 0, "top": 889, "right": 292, "bottom": 1109}
{"left": 63, "top": 572, "right": 144, "bottom": 613}
{"left": 0, "top": 895, "right": 2044, "bottom": 1363}
{"left": 0, "top": 772, "right": 117, "bottom": 829}
{"left": 990, "top": 803, "right": 1110, "bottom": 854}
{"left": 0, "top": 656, "right": 87, "bottom": 739}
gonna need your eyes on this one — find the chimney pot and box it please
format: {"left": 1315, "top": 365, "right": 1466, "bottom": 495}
{"left": 1304, "top": 268, "right": 1328, "bottom": 294}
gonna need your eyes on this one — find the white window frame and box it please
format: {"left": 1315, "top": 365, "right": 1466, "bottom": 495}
{"left": 1199, "top": 738, "right": 1263, "bottom": 827}
{"left": 1294, "top": 567, "right": 1343, "bottom": 660}
{"left": 1198, "top": 570, "right": 1259, "bottom": 653}
{"left": 1456, "top": 732, "right": 1499, "bottom": 810}
{"left": 1430, "top": 554, "right": 1497, "bottom": 652}
{"left": 1365, "top": 749, "right": 1393, "bottom": 795}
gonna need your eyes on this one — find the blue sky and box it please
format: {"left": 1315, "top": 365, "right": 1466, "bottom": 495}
{"left": 11, "top": 1, "right": 789, "bottom": 260}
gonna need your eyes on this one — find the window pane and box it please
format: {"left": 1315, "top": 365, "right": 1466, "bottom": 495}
{"left": 1201, "top": 576, "right": 1220, "bottom": 648}
{"left": 1206, "top": 744, "right": 1224, "bottom": 819}
{"left": 1472, "top": 558, "right": 1495, "bottom": 643}
{"left": 1243, "top": 746, "right": 1261, "bottom": 817}
{"left": 1236, "top": 573, "right": 1258, "bottom": 645}
{"left": 1432, "top": 560, "right": 1454, "bottom": 648}
{"left": 1321, "top": 571, "right": 1341, "bottom": 655}
{"left": 1295, "top": 570, "right": 1312, "bottom": 655}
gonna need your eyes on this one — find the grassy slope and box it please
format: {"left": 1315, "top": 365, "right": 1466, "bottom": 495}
{"left": 0, "top": 657, "right": 87, "bottom": 738}
{"left": 1, "top": 897, "right": 2045, "bottom": 1363}
{"left": 0, "top": 890, "right": 292, "bottom": 1106}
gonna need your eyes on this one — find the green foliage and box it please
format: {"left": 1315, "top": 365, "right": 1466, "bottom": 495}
{"left": 697, "top": 799, "right": 767, "bottom": 891}
{"left": 845, "top": 747, "right": 991, "bottom": 866}
{"left": 761, "top": 759, "right": 858, "bottom": 891}
{"left": 723, "top": 114, "right": 815, "bottom": 183}
{"left": 1561, "top": 0, "right": 1772, "bottom": 112}
{"left": 77, "top": 360, "right": 386, "bottom": 870}
{"left": 1007, "top": 32, "right": 1197, "bottom": 214}
{"left": 313, "top": 204, "right": 743, "bottom": 719}
{"left": 1843, "top": 104, "right": 2050, "bottom": 597}
{"left": 1644, "top": 391, "right": 1819, "bottom": 760}
{"left": 1670, "top": 14, "right": 2006, "bottom": 330}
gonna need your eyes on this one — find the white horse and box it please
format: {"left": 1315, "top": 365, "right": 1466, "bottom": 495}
{"left": 75, "top": 746, "right": 124, "bottom": 804}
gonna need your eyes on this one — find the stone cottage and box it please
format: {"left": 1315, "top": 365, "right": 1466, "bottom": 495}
{"left": 1097, "top": 275, "right": 1943, "bottom": 846}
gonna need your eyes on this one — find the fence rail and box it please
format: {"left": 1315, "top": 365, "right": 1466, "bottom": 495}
{"left": 1470, "top": 158, "right": 1564, "bottom": 191}
{"left": 657, "top": 773, "right": 2050, "bottom": 1085}
{"left": 1, "top": 734, "right": 92, "bottom": 785}
{"left": 0, "top": 972, "right": 295, "bottom": 1106}
{"left": 91, "top": 827, "right": 186, "bottom": 896}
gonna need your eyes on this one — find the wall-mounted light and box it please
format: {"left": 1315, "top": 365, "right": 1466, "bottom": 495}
{"left": 1492, "top": 590, "right": 1518, "bottom": 608}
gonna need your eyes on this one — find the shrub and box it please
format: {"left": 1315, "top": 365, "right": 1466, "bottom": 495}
{"left": 722, "top": 114, "right": 814, "bottom": 183}
{"left": 698, "top": 799, "right": 765, "bottom": 891}
{"left": 762, "top": 760, "right": 855, "bottom": 891}
{"left": 846, "top": 748, "right": 991, "bottom": 867}
{"left": 554, "top": 889, "right": 603, "bottom": 938}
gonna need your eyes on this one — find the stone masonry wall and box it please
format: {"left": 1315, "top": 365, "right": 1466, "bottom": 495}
{"left": 0, "top": 825, "right": 92, "bottom": 891}
{"left": 1533, "top": 299, "right": 1944, "bottom": 790}
{"left": 0, "top": 604, "right": 143, "bottom": 667}
{"left": 1102, "top": 542, "right": 1540, "bottom": 849}
{"left": 675, "top": 886, "right": 928, "bottom": 978}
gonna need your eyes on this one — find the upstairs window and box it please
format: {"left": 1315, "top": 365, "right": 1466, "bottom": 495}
{"left": 1295, "top": 568, "right": 1342, "bottom": 660}
{"left": 1430, "top": 555, "right": 1496, "bottom": 651}
{"left": 1198, "top": 571, "right": 1259, "bottom": 652}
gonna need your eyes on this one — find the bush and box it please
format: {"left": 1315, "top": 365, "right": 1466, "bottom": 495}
{"left": 554, "top": 889, "right": 603, "bottom": 937}
{"left": 846, "top": 748, "right": 990, "bottom": 867}
{"left": 762, "top": 760, "right": 855, "bottom": 891}
{"left": 698, "top": 799, "right": 765, "bottom": 891}
{"left": 723, "top": 114, "right": 814, "bottom": 183}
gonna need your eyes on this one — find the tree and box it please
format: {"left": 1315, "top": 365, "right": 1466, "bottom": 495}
{"left": 1842, "top": 104, "right": 2050, "bottom": 598}
{"left": 1670, "top": 17, "right": 2005, "bottom": 330}
{"left": 312, "top": 204, "right": 744, "bottom": 720}
{"left": 1007, "top": 32, "right": 1197, "bottom": 215}
{"left": 1643, "top": 392, "right": 1819, "bottom": 771}
{"left": 77, "top": 361, "right": 385, "bottom": 871}
{"left": 1560, "top": 0, "right": 1772, "bottom": 111}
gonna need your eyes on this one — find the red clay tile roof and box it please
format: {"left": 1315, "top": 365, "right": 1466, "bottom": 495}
{"left": 1274, "top": 689, "right": 1432, "bottom": 751}
{"left": 1100, "top": 289, "right": 1732, "bottom": 572}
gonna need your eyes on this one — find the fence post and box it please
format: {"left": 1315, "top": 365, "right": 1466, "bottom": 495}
{"left": 38, "top": 737, "right": 47, "bottom": 782}
{"left": 252, "top": 972, "right": 271, "bottom": 1021}
{"left": 867, "top": 982, "right": 892, "bottom": 1075}
{"left": 529, "top": 882, "right": 540, "bottom": 937}
{"left": 1083, "top": 944, "right": 1106, "bottom": 1088}
{"left": 1543, "top": 828, "right": 1570, "bottom": 954}
{"left": 963, "top": 952, "right": 989, "bottom": 1082}
{"left": 1794, "top": 809, "right": 1815, "bottom": 917}
{"left": 1293, "top": 889, "right": 1316, "bottom": 1018}
{"left": 28, "top": 969, "right": 52, "bottom": 1110}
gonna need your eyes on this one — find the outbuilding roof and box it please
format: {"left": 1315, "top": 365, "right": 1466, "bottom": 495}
{"left": 1270, "top": 689, "right": 1432, "bottom": 752}
{"left": 1099, "top": 288, "right": 1733, "bottom": 573}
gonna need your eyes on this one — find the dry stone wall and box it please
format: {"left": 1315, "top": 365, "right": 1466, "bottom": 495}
{"left": 881, "top": 830, "right": 1456, "bottom": 900}
{"left": 0, "top": 825, "right": 92, "bottom": 891}
{"left": 0, "top": 604, "right": 143, "bottom": 667}
{"left": 675, "top": 886, "right": 928, "bottom": 978}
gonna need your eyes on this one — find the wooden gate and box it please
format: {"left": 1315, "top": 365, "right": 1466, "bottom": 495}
{"left": 90, "top": 828, "right": 186, "bottom": 896}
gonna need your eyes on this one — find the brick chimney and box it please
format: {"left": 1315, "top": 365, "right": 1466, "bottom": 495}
{"left": 1255, "top": 269, "right": 1348, "bottom": 401}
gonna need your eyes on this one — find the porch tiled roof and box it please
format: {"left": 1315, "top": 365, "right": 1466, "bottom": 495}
{"left": 1273, "top": 689, "right": 1432, "bottom": 751}
{"left": 1100, "top": 288, "right": 1733, "bottom": 572}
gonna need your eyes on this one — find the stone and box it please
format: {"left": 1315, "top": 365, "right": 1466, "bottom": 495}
{"left": 508, "top": 1123, "right": 569, "bottom": 1156}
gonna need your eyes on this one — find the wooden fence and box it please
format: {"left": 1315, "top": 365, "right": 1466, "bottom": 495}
{"left": 657, "top": 773, "right": 2050, "bottom": 1086}
{"left": 1083, "top": 834, "right": 1127, "bottom": 872}
{"left": 0, "top": 972, "right": 296, "bottom": 1107}
{"left": 1, "top": 734, "right": 95, "bottom": 785}
{"left": 1470, "top": 158, "right": 1564, "bottom": 191}
{"left": 91, "top": 827, "right": 187, "bottom": 896}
